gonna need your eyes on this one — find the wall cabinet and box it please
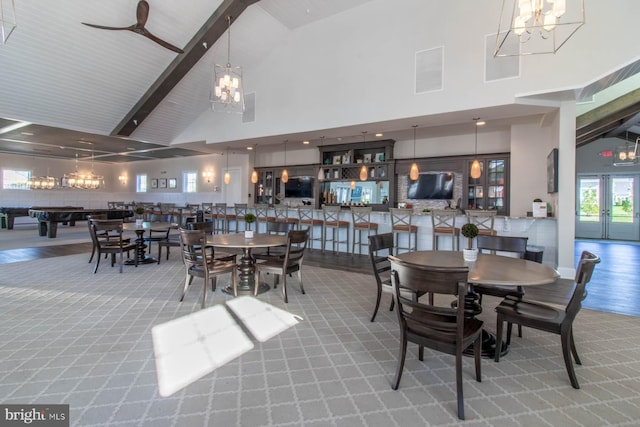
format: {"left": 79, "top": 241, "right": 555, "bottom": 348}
{"left": 465, "top": 157, "right": 509, "bottom": 216}
{"left": 318, "top": 140, "right": 396, "bottom": 208}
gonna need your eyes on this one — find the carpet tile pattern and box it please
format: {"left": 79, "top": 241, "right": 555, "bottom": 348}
{"left": 0, "top": 252, "right": 639, "bottom": 426}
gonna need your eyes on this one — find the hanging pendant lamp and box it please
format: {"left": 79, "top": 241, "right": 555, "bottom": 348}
{"left": 317, "top": 136, "right": 325, "bottom": 181}
{"left": 250, "top": 144, "right": 258, "bottom": 184}
{"left": 359, "top": 131, "right": 368, "bottom": 181}
{"left": 224, "top": 149, "right": 231, "bottom": 184}
{"left": 409, "top": 125, "right": 419, "bottom": 181}
{"left": 281, "top": 141, "right": 289, "bottom": 183}
{"left": 470, "top": 118, "right": 484, "bottom": 180}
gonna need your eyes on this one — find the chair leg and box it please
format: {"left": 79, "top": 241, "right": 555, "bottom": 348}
{"left": 495, "top": 316, "right": 504, "bottom": 363}
{"left": 297, "top": 270, "right": 305, "bottom": 295}
{"left": 88, "top": 245, "right": 96, "bottom": 263}
{"left": 201, "top": 277, "right": 208, "bottom": 309}
{"left": 119, "top": 251, "right": 123, "bottom": 273}
{"left": 418, "top": 345, "right": 424, "bottom": 361}
{"left": 561, "top": 329, "right": 580, "bottom": 389}
{"left": 282, "top": 274, "right": 288, "bottom": 303}
{"left": 569, "top": 327, "right": 582, "bottom": 365}
{"left": 93, "top": 252, "right": 101, "bottom": 274}
{"left": 505, "top": 322, "right": 513, "bottom": 347}
{"left": 391, "top": 333, "right": 408, "bottom": 390}
{"left": 456, "top": 350, "right": 465, "bottom": 420}
{"left": 180, "top": 272, "right": 191, "bottom": 301}
{"left": 371, "top": 285, "right": 382, "bottom": 322}
{"left": 474, "top": 334, "right": 482, "bottom": 382}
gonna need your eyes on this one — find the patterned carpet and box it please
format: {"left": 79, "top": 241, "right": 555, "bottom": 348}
{"left": 0, "top": 253, "right": 639, "bottom": 426}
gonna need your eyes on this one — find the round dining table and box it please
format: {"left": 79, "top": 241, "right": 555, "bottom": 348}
{"left": 395, "top": 250, "right": 559, "bottom": 358}
{"left": 207, "top": 233, "right": 287, "bottom": 295}
{"left": 122, "top": 221, "right": 178, "bottom": 265}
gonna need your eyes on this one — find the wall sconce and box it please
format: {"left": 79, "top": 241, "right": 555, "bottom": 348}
{"left": 203, "top": 170, "right": 214, "bottom": 183}
{"left": 118, "top": 174, "right": 127, "bottom": 185}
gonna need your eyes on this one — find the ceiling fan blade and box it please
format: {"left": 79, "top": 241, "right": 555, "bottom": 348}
{"left": 82, "top": 22, "right": 134, "bottom": 31}
{"left": 140, "top": 29, "right": 184, "bottom": 54}
{"left": 136, "top": 0, "right": 150, "bottom": 27}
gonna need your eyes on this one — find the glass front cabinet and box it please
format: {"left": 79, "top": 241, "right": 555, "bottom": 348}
{"left": 465, "top": 156, "right": 509, "bottom": 216}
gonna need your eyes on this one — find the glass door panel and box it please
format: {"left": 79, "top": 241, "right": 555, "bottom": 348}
{"left": 607, "top": 176, "right": 638, "bottom": 240}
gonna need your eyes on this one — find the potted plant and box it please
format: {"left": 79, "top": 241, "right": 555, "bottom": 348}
{"left": 461, "top": 222, "right": 479, "bottom": 261}
{"left": 134, "top": 206, "right": 145, "bottom": 226}
{"left": 244, "top": 213, "right": 256, "bottom": 238}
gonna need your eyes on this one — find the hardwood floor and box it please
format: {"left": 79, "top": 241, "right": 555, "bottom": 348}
{"left": 0, "top": 237, "right": 636, "bottom": 317}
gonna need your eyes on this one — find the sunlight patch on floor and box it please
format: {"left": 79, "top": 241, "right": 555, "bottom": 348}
{"left": 151, "top": 305, "right": 254, "bottom": 397}
{"left": 226, "top": 296, "right": 303, "bottom": 342}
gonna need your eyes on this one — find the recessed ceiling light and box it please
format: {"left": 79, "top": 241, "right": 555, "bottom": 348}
{"left": 302, "top": 140, "right": 310, "bottom": 145}
{"left": 246, "top": 146, "right": 253, "bottom": 150}
{"left": 375, "top": 133, "right": 383, "bottom": 137}
{"left": 21, "top": 132, "right": 34, "bottom": 136}
{"left": 77, "top": 140, "right": 93, "bottom": 145}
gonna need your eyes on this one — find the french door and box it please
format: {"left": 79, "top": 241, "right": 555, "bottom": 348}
{"left": 576, "top": 174, "right": 640, "bottom": 240}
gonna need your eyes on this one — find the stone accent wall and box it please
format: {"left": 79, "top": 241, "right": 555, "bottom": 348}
{"left": 396, "top": 172, "right": 463, "bottom": 211}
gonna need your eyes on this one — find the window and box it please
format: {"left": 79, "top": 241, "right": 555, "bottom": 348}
{"left": 136, "top": 174, "right": 147, "bottom": 193}
{"left": 184, "top": 172, "right": 197, "bottom": 193}
{"left": 3, "top": 169, "right": 31, "bottom": 190}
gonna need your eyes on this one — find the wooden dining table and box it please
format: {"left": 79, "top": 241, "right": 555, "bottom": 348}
{"left": 122, "top": 221, "right": 178, "bottom": 265}
{"left": 395, "top": 250, "right": 559, "bottom": 358}
{"left": 207, "top": 233, "right": 287, "bottom": 295}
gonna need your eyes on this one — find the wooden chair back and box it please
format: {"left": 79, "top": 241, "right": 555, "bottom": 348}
{"left": 476, "top": 235, "right": 528, "bottom": 258}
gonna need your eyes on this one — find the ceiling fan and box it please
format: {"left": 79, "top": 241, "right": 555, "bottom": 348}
{"left": 82, "top": 0, "right": 184, "bottom": 54}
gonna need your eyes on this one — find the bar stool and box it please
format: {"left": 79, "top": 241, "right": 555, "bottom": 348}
{"left": 466, "top": 209, "right": 497, "bottom": 236}
{"left": 254, "top": 204, "right": 275, "bottom": 233}
{"left": 233, "top": 203, "right": 248, "bottom": 232}
{"left": 213, "top": 203, "right": 230, "bottom": 234}
{"left": 351, "top": 206, "right": 378, "bottom": 255}
{"left": 322, "top": 205, "right": 350, "bottom": 254}
{"left": 431, "top": 209, "right": 460, "bottom": 250}
{"left": 389, "top": 208, "right": 418, "bottom": 253}
{"left": 298, "top": 206, "right": 323, "bottom": 250}
{"left": 274, "top": 206, "right": 298, "bottom": 229}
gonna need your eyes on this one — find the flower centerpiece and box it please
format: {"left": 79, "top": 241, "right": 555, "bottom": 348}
{"left": 244, "top": 213, "right": 256, "bottom": 238}
{"left": 461, "top": 222, "right": 479, "bottom": 261}
{"left": 134, "top": 206, "right": 145, "bottom": 226}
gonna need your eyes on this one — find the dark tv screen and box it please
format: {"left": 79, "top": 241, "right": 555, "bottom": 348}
{"left": 407, "top": 172, "right": 454, "bottom": 200}
{"left": 284, "top": 176, "right": 314, "bottom": 198}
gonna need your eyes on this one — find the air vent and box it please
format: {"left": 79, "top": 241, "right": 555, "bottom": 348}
{"left": 485, "top": 33, "right": 519, "bottom": 82}
{"left": 243, "top": 92, "right": 256, "bottom": 123}
{"left": 415, "top": 47, "right": 443, "bottom": 94}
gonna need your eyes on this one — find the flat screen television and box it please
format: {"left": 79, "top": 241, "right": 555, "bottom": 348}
{"left": 284, "top": 176, "right": 314, "bottom": 198}
{"left": 407, "top": 172, "right": 454, "bottom": 200}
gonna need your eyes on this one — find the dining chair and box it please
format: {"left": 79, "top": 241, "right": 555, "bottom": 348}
{"left": 368, "top": 233, "right": 430, "bottom": 323}
{"left": 144, "top": 227, "right": 171, "bottom": 255}
{"left": 389, "top": 208, "right": 417, "bottom": 253}
{"left": 91, "top": 219, "right": 138, "bottom": 273}
{"left": 252, "top": 221, "right": 295, "bottom": 260}
{"left": 368, "top": 233, "right": 395, "bottom": 322}
{"left": 474, "top": 234, "right": 529, "bottom": 337}
{"left": 466, "top": 210, "right": 498, "bottom": 236}
{"left": 87, "top": 214, "right": 108, "bottom": 263}
{"left": 494, "top": 250, "right": 600, "bottom": 389}
{"left": 178, "top": 228, "right": 238, "bottom": 308}
{"left": 187, "top": 221, "right": 236, "bottom": 262}
{"left": 254, "top": 229, "right": 309, "bottom": 303}
{"left": 351, "top": 206, "right": 378, "bottom": 255}
{"left": 388, "top": 255, "right": 482, "bottom": 420}
{"left": 431, "top": 209, "right": 459, "bottom": 251}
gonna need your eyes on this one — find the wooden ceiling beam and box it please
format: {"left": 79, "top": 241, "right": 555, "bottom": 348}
{"left": 113, "top": 0, "right": 260, "bottom": 137}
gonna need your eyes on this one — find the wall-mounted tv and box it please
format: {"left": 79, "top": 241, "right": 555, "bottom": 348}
{"left": 407, "top": 172, "right": 454, "bottom": 200}
{"left": 284, "top": 176, "right": 314, "bottom": 198}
